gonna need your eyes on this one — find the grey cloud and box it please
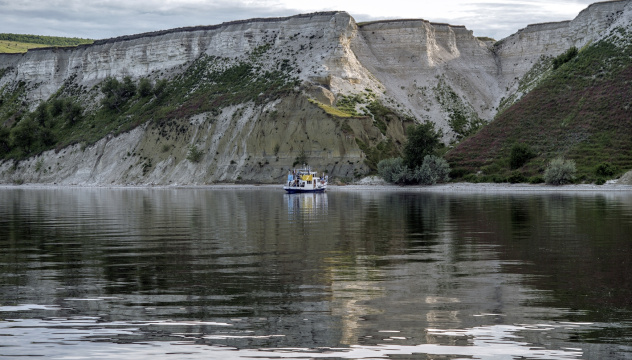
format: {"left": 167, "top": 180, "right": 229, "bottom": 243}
{"left": 0, "top": 0, "right": 299, "bottom": 38}
{"left": 0, "top": 0, "right": 599, "bottom": 41}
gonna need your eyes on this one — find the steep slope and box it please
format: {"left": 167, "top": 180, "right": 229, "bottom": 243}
{"left": 446, "top": 1, "right": 632, "bottom": 183}
{"left": 0, "top": 12, "right": 409, "bottom": 185}
{"left": 494, "top": 0, "right": 630, "bottom": 111}
{"left": 0, "top": 2, "right": 630, "bottom": 185}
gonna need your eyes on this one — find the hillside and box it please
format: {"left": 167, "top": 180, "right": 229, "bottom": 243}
{"left": 446, "top": 15, "right": 632, "bottom": 184}
{"left": 0, "top": 2, "right": 630, "bottom": 185}
{"left": 0, "top": 34, "right": 93, "bottom": 53}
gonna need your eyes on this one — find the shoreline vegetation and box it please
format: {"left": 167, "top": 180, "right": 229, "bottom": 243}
{"left": 1, "top": 181, "right": 631, "bottom": 192}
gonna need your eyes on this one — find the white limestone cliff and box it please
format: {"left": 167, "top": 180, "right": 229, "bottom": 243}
{"left": 0, "top": 1, "right": 630, "bottom": 185}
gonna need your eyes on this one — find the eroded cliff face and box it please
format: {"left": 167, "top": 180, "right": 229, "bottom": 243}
{"left": 351, "top": 20, "right": 500, "bottom": 138}
{"left": 0, "top": 1, "right": 630, "bottom": 185}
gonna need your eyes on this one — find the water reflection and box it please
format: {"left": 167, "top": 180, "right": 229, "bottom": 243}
{"left": 0, "top": 187, "right": 631, "bottom": 359}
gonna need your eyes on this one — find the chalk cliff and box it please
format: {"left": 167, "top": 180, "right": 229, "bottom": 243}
{"left": 0, "top": 1, "right": 630, "bottom": 185}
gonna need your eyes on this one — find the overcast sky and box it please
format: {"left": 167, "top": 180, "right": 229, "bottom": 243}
{"left": 0, "top": 0, "right": 598, "bottom": 41}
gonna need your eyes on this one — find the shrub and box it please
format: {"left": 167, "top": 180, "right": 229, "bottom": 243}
{"left": 509, "top": 143, "right": 534, "bottom": 169}
{"left": 138, "top": 78, "right": 153, "bottom": 98}
{"left": 449, "top": 167, "right": 471, "bottom": 179}
{"left": 0, "top": 127, "right": 10, "bottom": 154}
{"left": 186, "top": 144, "right": 204, "bottom": 163}
{"left": 63, "top": 101, "right": 83, "bottom": 126}
{"left": 101, "top": 76, "right": 137, "bottom": 111}
{"left": 379, "top": 155, "right": 450, "bottom": 185}
{"left": 153, "top": 79, "right": 168, "bottom": 99}
{"left": 544, "top": 157, "right": 576, "bottom": 185}
{"left": 528, "top": 176, "right": 544, "bottom": 184}
{"left": 378, "top": 157, "right": 411, "bottom": 184}
{"left": 413, "top": 155, "right": 450, "bottom": 185}
{"left": 508, "top": 171, "right": 527, "bottom": 184}
{"left": 595, "top": 162, "right": 618, "bottom": 178}
{"left": 553, "top": 46, "right": 578, "bottom": 69}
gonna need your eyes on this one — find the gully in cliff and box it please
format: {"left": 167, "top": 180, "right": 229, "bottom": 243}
{"left": 284, "top": 167, "right": 328, "bottom": 193}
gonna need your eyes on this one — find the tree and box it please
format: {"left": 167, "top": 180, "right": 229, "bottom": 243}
{"left": 138, "top": 78, "right": 153, "bottom": 98}
{"left": 10, "top": 117, "right": 39, "bottom": 152}
{"left": 34, "top": 102, "right": 50, "bottom": 126}
{"left": 101, "top": 76, "right": 137, "bottom": 111}
{"left": 378, "top": 157, "right": 411, "bottom": 184}
{"left": 509, "top": 143, "right": 535, "bottom": 169}
{"left": 553, "top": 46, "right": 578, "bottom": 69}
{"left": 403, "top": 122, "right": 442, "bottom": 169}
{"left": 63, "top": 101, "right": 83, "bottom": 126}
{"left": 413, "top": 155, "right": 451, "bottom": 185}
{"left": 0, "top": 126, "right": 11, "bottom": 155}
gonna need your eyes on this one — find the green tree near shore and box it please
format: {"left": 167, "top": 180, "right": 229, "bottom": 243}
{"left": 378, "top": 122, "right": 450, "bottom": 185}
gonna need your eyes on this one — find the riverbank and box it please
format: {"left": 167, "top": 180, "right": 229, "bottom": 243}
{"left": 334, "top": 182, "right": 632, "bottom": 193}
{"left": 2, "top": 181, "right": 632, "bottom": 193}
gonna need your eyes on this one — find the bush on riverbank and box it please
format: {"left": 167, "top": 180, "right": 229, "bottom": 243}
{"left": 544, "top": 157, "right": 576, "bottom": 185}
{"left": 378, "top": 155, "right": 450, "bottom": 185}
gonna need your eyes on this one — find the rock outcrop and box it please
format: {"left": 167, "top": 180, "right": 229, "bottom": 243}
{"left": 0, "top": 1, "right": 630, "bottom": 185}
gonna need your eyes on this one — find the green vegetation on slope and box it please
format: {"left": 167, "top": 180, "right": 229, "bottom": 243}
{"left": 0, "top": 33, "right": 93, "bottom": 50}
{"left": 447, "top": 27, "right": 632, "bottom": 184}
{"left": 0, "top": 45, "right": 300, "bottom": 160}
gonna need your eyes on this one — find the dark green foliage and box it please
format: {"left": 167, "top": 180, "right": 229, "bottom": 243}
{"left": 50, "top": 98, "right": 65, "bottom": 117}
{"left": 138, "top": 78, "right": 153, "bottom": 98}
{"left": 10, "top": 117, "right": 39, "bottom": 152}
{"left": 0, "top": 33, "right": 93, "bottom": 47}
{"left": 509, "top": 143, "right": 535, "bottom": 169}
{"left": 186, "top": 145, "right": 204, "bottom": 163}
{"left": 508, "top": 171, "right": 527, "bottom": 184}
{"left": 595, "top": 162, "right": 618, "bottom": 178}
{"left": 10, "top": 117, "right": 55, "bottom": 154}
{"left": 101, "top": 76, "right": 137, "bottom": 111}
{"left": 63, "top": 101, "right": 83, "bottom": 126}
{"left": 34, "top": 98, "right": 83, "bottom": 127}
{"left": 153, "top": 79, "right": 168, "bottom": 98}
{"left": 553, "top": 46, "right": 578, "bottom": 70}
{"left": 34, "top": 102, "right": 50, "bottom": 126}
{"left": 529, "top": 176, "right": 544, "bottom": 184}
{"left": 0, "top": 126, "right": 11, "bottom": 154}
{"left": 403, "top": 122, "right": 442, "bottom": 169}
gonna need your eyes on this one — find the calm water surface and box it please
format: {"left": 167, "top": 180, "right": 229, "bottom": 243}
{"left": 0, "top": 187, "right": 631, "bottom": 359}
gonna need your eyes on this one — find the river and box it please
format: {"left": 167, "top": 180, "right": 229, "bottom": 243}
{"left": 0, "top": 186, "right": 631, "bottom": 359}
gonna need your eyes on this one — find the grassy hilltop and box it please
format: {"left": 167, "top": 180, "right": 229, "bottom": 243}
{"left": 0, "top": 33, "right": 93, "bottom": 53}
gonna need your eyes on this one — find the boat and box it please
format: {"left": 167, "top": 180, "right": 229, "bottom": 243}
{"left": 284, "top": 167, "right": 328, "bottom": 193}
